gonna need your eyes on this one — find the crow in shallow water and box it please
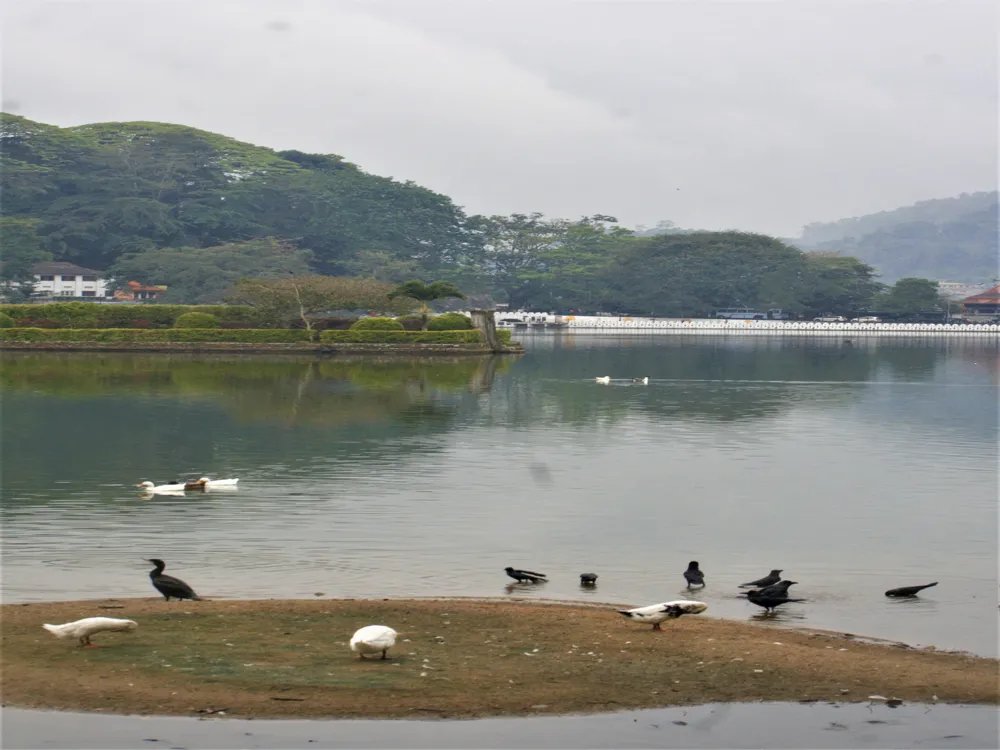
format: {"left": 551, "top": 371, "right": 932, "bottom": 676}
{"left": 754, "top": 580, "right": 797, "bottom": 598}
{"left": 885, "top": 582, "right": 938, "bottom": 598}
{"left": 683, "top": 561, "right": 705, "bottom": 588}
{"left": 746, "top": 590, "right": 805, "bottom": 613}
{"left": 504, "top": 567, "right": 547, "bottom": 584}
{"left": 580, "top": 573, "right": 598, "bottom": 585}
{"left": 739, "top": 570, "right": 783, "bottom": 588}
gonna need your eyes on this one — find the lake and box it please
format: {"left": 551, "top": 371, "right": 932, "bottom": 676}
{"left": 1, "top": 335, "right": 997, "bottom": 657}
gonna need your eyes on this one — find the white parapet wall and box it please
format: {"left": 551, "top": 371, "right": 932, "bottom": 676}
{"left": 486, "top": 312, "right": 1000, "bottom": 336}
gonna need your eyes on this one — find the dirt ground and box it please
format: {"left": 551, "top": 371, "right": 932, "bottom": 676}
{"left": 2, "top": 598, "right": 996, "bottom": 719}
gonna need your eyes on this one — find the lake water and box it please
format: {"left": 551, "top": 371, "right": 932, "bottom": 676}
{"left": 1, "top": 335, "right": 997, "bottom": 657}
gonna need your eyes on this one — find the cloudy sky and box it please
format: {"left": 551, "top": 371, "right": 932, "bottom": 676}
{"left": 3, "top": 0, "right": 996, "bottom": 235}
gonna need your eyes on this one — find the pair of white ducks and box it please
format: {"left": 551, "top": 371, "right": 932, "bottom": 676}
{"left": 595, "top": 376, "right": 648, "bottom": 385}
{"left": 137, "top": 477, "right": 238, "bottom": 494}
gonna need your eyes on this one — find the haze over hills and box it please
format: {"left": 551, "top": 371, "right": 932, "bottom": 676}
{"left": 792, "top": 192, "right": 998, "bottom": 284}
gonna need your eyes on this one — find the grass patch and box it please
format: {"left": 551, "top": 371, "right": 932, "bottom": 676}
{"left": 2, "top": 598, "right": 996, "bottom": 719}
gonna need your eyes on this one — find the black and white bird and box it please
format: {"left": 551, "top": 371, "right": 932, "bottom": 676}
{"left": 617, "top": 600, "right": 707, "bottom": 630}
{"left": 885, "top": 582, "right": 938, "bottom": 598}
{"left": 739, "top": 570, "right": 783, "bottom": 588}
{"left": 580, "top": 573, "right": 598, "bottom": 585}
{"left": 43, "top": 617, "right": 138, "bottom": 647}
{"left": 504, "top": 567, "right": 547, "bottom": 584}
{"left": 147, "top": 558, "right": 203, "bottom": 601}
{"left": 683, "top": 560, "right": 705, "bottom": 588}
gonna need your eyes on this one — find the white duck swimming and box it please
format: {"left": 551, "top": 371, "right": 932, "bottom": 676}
{"left": 349, "top": 625, "right": 397, "bottom": 660}
{"left": 137, "top": 480, "right": 185, "bottom": 493}
{"left": 43, "top": 617, "right": 138, "bottom": 647}
{"left": 594, "top": 376, "right": 611, "bottom": 385}
{"left": 617, "top": 600, "right": 708, "bottom": 630}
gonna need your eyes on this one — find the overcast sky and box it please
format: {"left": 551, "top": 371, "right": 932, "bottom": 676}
{"left": 3, "top": 0, "right": 996, "bottom": 236}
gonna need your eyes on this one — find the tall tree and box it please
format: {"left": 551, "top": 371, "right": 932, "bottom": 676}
{"left": 231, "top": 275, "right": 409, "bottom": 328}
{"left": 0, "top": 217, "right": 52, "bottom": 301}
{"left": 875, "top": 277, "right": 947, "bottom": 316}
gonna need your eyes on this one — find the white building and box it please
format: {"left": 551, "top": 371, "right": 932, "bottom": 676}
{"left": 28, "top": 262, "right": 111, "bottom": 298}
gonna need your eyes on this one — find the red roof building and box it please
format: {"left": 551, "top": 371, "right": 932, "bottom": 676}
{"left": 961, "top": 285, "right": 1000, "bottom": 316}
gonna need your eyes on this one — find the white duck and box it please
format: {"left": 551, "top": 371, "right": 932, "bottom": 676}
{"left": 350, "top": 625, "right": 398, "bottom": 660}
{"left": 43, "top": 617, "right": 138, "bottom": 647}
{"left": 617, "top": 600, "right": 708, "bottom": 630}
{"left": 594, "top": 376, "right": 611, "bottom": 385}
{"left": 137, "top": 480, "right": 185, "bottom": 493}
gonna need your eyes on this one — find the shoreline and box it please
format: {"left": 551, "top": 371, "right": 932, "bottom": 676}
{"left": 0, "top": 341, "right": 523, "bottom": 355}
{"left": 3, "top": 598, "right": 996, "bottom": 720}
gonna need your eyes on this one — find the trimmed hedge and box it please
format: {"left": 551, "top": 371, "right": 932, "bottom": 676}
{"left": 174, "top": 312, "right": 220, "bottom": 329}
{"left": 0, "top": 328, "right": 314, "bottom": 343}
{"left": 0, "top": 303, "right": 268, "bottom": 329}
{"left": 427, "top": 313, "right": 473, "bottom": 331}
{"left": 316, "top": 330, "right": 514, "bottom": 345}
{"left": 350, "top": 316, "right": 405, "bottom": 331}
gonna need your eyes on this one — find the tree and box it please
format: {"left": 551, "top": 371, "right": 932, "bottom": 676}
{"left": 0, "top": 217, "right": 52, "bottom": 301}
{"left": 799, "top": 253, "right": 883, "bottom": 316}
{"left": 231, "top": 275, "right": 408, "bottom": 328}
{"left": 108, "top": 238, "right": 313, "bottom": 304}
{"left": 875, "top": 277, "right": 947, "bottom": 317}
{"left": 341, "top": 249, "right": 421, "bottom": 283}
{"left": 388, "top": 280, "right": 466, "bottom": 330}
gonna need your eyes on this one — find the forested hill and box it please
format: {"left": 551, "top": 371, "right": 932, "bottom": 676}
{"left": 796, "top": 192, "right": 998, "bottom": 283}
{"left": 1, "top": 114, "right": 469, "bottom": 283}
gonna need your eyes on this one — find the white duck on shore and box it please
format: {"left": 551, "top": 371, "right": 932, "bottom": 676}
{"left": 43, "top": 617, "right": 138, "bottom": 647}
{"left": 617, "top": 600, "right": 708, "bottom": 630}
{"left": 350, "top": 625, "right": 398, "bottom": 660}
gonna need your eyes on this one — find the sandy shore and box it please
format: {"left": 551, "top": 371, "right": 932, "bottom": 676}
{"left": 2, "top": 598, "right": 996, "bottom": 719}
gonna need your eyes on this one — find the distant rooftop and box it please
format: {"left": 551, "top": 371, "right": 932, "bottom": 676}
{"left": 31, "top": 261, "right": 104, "bottom": 276}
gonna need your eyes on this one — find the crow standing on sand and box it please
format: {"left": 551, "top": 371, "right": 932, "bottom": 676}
{"left": 683, "top": 561, "right": 705, "bottom": 588}
{"left": 147, "top": 558, "right": 203, "bottom": 601}
{"left": 739, "top": 570, "right": 783, "bottom": 588}
{"left": 885, "top": 582, "right": 938, "bottom": 598}
{"left": 504, "top": 567, "right": 547, "bottom": 584}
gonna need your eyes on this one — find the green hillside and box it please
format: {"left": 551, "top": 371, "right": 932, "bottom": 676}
{"left": 797, "top": 192, "right": 998, "bottom": 283}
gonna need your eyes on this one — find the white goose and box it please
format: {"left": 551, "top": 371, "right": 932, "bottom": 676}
{"left": 350, "top": 625, "right": 397, "bottom": 660}
{"left": 594, "top": 376, "right": 611, "bottom": 385}
{"left": 617, "top": 600, "right": 708, "bottom": 630}
{"left": 137, "top": 481, "right": 185, "bottom": 493}
{"left": 43, "top": 617, "right": 138, "bottom": 647}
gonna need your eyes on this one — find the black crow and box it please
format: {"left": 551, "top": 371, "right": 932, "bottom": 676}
{"left": 683, "top": 561, "right": 705, "bottom": 588}
{"left": 739, "top": 569, "right": 783, "bottom": 588}
{"left": 504, "top": 567, "right": 547, "bottom": 584}
{"left": 885, "top": 582, "right": 938, "bottom": 598}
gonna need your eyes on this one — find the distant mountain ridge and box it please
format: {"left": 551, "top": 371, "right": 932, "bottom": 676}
{"left": 794, "top": 192, "right": 998, "bottom": 283}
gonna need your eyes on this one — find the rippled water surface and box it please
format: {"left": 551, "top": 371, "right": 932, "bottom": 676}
{"left": 2, "top": 336, "right": 997, "bottom": 655}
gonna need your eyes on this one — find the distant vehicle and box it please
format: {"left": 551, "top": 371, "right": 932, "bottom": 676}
{"left": 714, "top": 307, "right": 765, "bottom": 320}
{"left": 766, "top": 309, "right": 794, "bottom": 320}
{"left": 814, "top": 314, "right": 847, "bottom": 322}
{"left": 851, "top": 316, "right": 881, "bottom": 323}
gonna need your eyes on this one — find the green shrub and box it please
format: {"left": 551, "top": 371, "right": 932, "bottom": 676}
{"left": 349, "top": 316, "right": 405, "bottom": 331}
{"left": 497, "top": 329, "right": 513, "bottom": 345}
{"left": 0, "top": 303, "right": 268, "bottom": 329}
{"left": 174, "top": 312, "right": 220, "bottom": 329}
{"left": 321, "top": 330, "right": 484, "bottom": 344}
{"left": 395, "top": 315, "right": 425, "bottom": 331}
{"left": 0, "top": 312, "right": 14, "bottom": 328}
{"left": 0, "top": 328, "right": 314, "bottom": 343}
{"left": 427, "top": 312, "right": 473, "bottom": 331}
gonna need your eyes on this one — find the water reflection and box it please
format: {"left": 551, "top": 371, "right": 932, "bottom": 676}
{"left": 0, "top": 338, "right": 997, "bottom": 657}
